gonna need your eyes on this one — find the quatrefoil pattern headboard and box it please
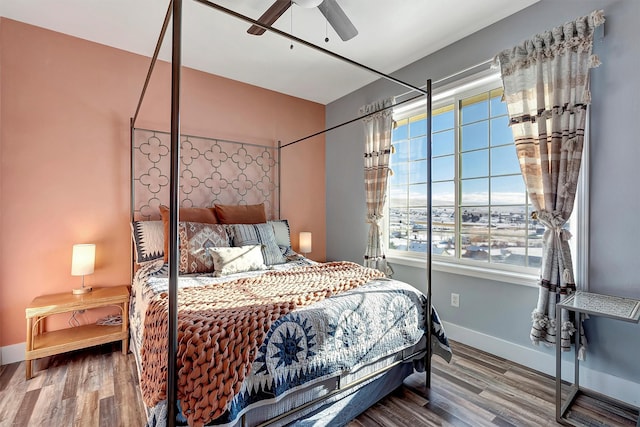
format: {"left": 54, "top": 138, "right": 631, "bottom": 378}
{"left": 132, "top": 129, "right": 279, "bottom": 221}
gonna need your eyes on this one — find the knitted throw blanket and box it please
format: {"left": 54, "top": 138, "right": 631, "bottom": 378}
{"left": 140, "top": 261, "right": 385, "bottom": 426}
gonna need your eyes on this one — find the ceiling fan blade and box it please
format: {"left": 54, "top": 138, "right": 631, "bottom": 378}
{"left": 317, "top": 0, "right": 358, "bottom": 41}
{"left": 247, "top": 0, "right": 292, "bottom": 36}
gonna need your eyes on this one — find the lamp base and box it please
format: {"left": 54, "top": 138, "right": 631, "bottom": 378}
{"left": 72, "top": 286, "right": 93, "bottom": 295}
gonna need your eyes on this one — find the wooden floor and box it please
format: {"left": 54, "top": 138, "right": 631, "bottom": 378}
{"left": 0, "top": 340, "right": 637, "bottom": 426}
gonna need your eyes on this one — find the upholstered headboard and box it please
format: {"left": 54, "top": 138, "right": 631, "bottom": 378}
{"left": 132, "top": 128, "right": 279, "bottom": 221}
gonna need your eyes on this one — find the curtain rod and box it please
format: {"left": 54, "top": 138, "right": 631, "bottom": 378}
{"left": 394, "top": 58, "right": 494, "bottom": 100}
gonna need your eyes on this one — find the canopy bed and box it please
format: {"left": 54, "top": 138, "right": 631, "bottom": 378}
{"left": 129, "top": 1, "right": 446, "bottom": 426}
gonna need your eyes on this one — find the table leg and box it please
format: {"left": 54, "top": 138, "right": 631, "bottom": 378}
{"left": 122, "top": 300, "right": 129, "bottom": 354}
{"left": 25, "top": 317, "right": 33, "bottom": 380}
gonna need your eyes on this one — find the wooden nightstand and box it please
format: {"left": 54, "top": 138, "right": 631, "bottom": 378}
{"left": 25, "top": 285, "right": 130, "bottom": 380}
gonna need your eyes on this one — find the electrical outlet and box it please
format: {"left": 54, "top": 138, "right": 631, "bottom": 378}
{"left": 451, "top": 293, "right": 460, "bottom": 308}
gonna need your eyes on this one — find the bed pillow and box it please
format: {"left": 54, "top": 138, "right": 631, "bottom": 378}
{"left": 229, "top": 223, "right": 287, "bottom": 265}
{"left": 214, "top": 203, "right": 267, "bottom": 224}
{"left": 268, "top": 219, "right": 296, "bottom": 256}
{"left": 178, "top": 222, "right": 229, "bottom": 274}
{"left": 131, "top": 220, "right": 165, "bottom": 264}
{"left": 209, "top": 245, "right": 266, "bottom": 277}
{"left": 160, "top": 205, "right": 218, "bottom": 262}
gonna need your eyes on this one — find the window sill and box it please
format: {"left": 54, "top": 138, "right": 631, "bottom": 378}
{"left": 386, "top": 254, "right": 539, "bottom": 288}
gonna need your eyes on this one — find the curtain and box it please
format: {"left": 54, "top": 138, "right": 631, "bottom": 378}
{"left": 361, "top": 98, "right": 394, "bottom": 275}
{"left": 494, "top": 10, "right": 604, "bottom": 357}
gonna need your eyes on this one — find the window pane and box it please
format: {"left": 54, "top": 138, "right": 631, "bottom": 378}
{"left": 461, "top": 121, "right": 489, "bottom": 151}
{"left": 409, "top": 160, "right": 427, "bottom": 184}
{"left": 433, "top": 233, "right": 455, "bottom": 257}
{"left": 491, "top": 144, "right": 520, "bottom": 175}
{"left": 491, "top": 175, "right": 526, "bottom": 205}
{"left": 389, "top": 207, "right": 409, "bottom": 251}
{"left": 410, "top": 118, "right": 427, "bottom": 137}
{"left": 461, "top": 150, "right": 488, "bottom": 178}
{"left": 461, "top": 96, "right": 489, "bottom": 124}
{"left": 490, "top": 206, "right": 528, "bottom": 231}
{"left": 409, "top": 209, "right": 429, "bottom": 229}
{"left": 433, "top": 209, "right": 455, "bottom": 257}
{"left": 393, "top": 140, "right": 409, "bottom": 162}
{"left": 489, "top": 235, "right": 528, "bottom": 267}
{"left": 433, "top": 181, "right": 454, "bottom": 206}
{"left": 409, "top": 184, "right": 428, "bottom": 207}
{"left": 433, "top": 207, "right": 455, "bottom": 226}
{"left": 409, "top": 206, "right": 429, "bottom": 253}
{"left": 461, "top": 233, "right": 489, "bottom": 263}
{"left": 410, "top": 137, "right": 427, "bottom": 160}
{"left": 433, "top": 130, "right": 454, "bottom": 156}
{"left": 490, "top": 95, "right": 508, "bottom": 117}
{"left": 461, "top": 207, "right": 489, "bottom": 232}
{"left": 389, "top": 185, "right": 407, "bottom": 208}
{"left": 433, "top": 108, "right": 454, "bottom": 132}
{"left": 389, "top": 163, "right": 408, "bottom": 186}
{"left": 461, "top": 178, "right": 488, "bottom": 205}
{"left": 393, "top": 123, "right": 408, "bottom": 140}
{"left": 433, "top": 155, "right": 454, "bottom": 181}
{"left": 490, "top": 116, "right": 513, "bottom": 146}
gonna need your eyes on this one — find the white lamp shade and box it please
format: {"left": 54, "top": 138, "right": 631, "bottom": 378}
{"left": 299, "top": 232, "right": 312, "bottom": 254}
{"left": 71, "top": 244, "right": 95, "bottom": 276}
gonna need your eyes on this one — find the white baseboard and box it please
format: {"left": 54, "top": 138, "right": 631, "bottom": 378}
{"left": 443, "top": 321, "right": 640, "bottom": 407}
{"left": 1, "top": 342, "right": 26, "bottom": 366}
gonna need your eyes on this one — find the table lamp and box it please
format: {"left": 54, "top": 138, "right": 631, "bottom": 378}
{"left": 71, "top": 243, "right": 95, "bottom": 294}
{"left": 299, "top": 232, "right": 312, "bottom": 257}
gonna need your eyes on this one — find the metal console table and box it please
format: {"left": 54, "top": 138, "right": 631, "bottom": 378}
{"left": 556, "top": 291, "right": 640, "bottom": 426}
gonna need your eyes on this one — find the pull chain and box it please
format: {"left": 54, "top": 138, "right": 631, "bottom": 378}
{"left": 325, "top": 14, "right": 329, "bottom": 43}
{"left": 290, "top": 1, "right": 294, "bottom": 49}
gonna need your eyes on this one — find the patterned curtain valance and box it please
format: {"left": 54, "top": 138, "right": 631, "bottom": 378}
{"left": 494, "top": 10, "right": 605, "bottom": 77}
{"left": 360, "top": 98, "right": 394, "bottom": 122}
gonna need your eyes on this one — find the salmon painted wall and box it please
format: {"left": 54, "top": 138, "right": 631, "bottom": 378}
{"left": 0, "top": 18, "right": 326, "bottom": 349}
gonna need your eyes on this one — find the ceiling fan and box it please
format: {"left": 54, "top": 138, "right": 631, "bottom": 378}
{"left": 247, "top": 0, "right": 358, "bottom": 41}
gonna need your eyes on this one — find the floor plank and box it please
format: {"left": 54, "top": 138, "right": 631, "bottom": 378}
{"left": 0, "top": 340, "right": 637, "bottom": 426}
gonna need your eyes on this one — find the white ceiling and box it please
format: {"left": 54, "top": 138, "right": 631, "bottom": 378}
{"left": 0, "top": 0, "right": 538, "bottom": 104}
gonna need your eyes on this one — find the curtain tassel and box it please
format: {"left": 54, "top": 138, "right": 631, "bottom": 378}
{"left": 589, "top": 54, "right": 602, "bottom": 68}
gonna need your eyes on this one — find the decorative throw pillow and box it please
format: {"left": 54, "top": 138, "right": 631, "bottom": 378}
{"left": 131, "top": 220, "right": 165, "bottom": 264}
{"left": 160, "top": 205, "right": 218, "bottom": 262}
{"left": 178, "top": 222, "right": 229, "bottom": 274}
{"left": 230, "top": 223, "right": 287, "bottom": 265}
{"left": 209, "top": 245, "right": 266, "bottom": 277}
{"left": 268, "top": 219, "right": 296, "bottom": 256}
{"left": 214, "top": 203, "right": 267, "bottom": 224}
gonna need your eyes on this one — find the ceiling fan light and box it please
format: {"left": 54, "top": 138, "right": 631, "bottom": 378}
{"left": 293, "top": 0, "right": 324, "bottom": 9}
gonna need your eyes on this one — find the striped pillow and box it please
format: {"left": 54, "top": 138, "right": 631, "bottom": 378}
{"left": 268, "top": 219, "right": 296, "bottom": 256}
{"left": 230, "top": 223, "right": 287, "bottom": 265}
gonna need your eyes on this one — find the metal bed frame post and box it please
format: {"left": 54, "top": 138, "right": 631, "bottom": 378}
{"left": 425, "top": 78, "right": 433, "bottom": 389}
{"left": 168, "top": 0, "right": 182, "bottom": 425}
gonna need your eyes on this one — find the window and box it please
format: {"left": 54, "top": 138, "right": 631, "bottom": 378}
{"left": 387, "top": 74, "right": 545, "bottom": 276}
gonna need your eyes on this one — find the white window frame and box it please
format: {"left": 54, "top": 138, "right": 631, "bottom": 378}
{"left": 385, "top": 70, "right": 589, "bottom": 288}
